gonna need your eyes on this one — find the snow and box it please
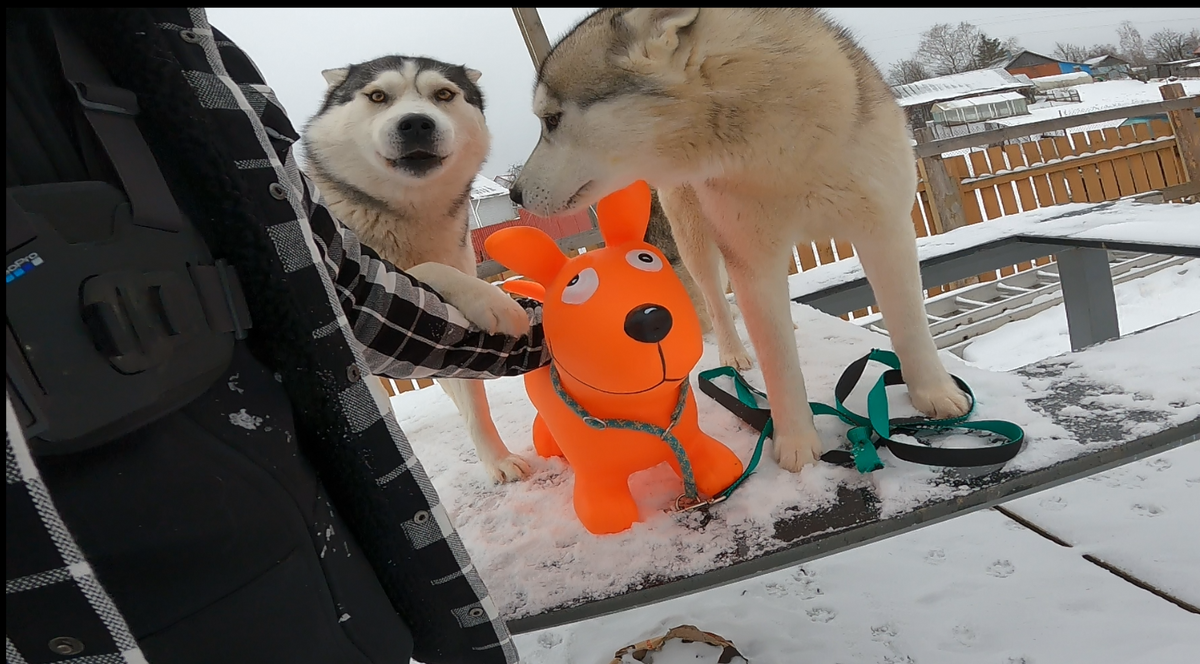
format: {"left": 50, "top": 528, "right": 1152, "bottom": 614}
{"left": 514, "top": 449, "right": 1200, "bottom": 663}
{"left": 388, "top": 189, "right": 1199, "bottom": 663}
{"left": 470, "top": 174, "right": 509, "bottom": 201}
{"left": 963, "top": 260, "right": 1200, "bottom": 372}
{"left": 932, "top": 91, "right": 1026, "bottom": 111}
{"left": 787, "top": 198, "right": 1200, "bottom": 301}
{"left": 893, "top": 69, "right": 1033, "bottom": 108}
{"left": 991, "top": 78, "right": 1200, "bottom": 130}
{"left": 393, "top": 283, "right": 1197, "bottom": 625}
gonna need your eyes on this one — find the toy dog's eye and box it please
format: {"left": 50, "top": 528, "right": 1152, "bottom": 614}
{"left": 626, "top": 249, "right": 663, "bottom": 272}
{"left": 561, "top": 267, "right": 599, "bottom": 305}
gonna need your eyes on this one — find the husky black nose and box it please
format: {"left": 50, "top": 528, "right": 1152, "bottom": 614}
{"left": 397, "top": 113, "right": 436, "bottom": 142}
{"left": 509, "top": 187, "right": 523, "bottom": 207}
{"left": 624, "top": 304, "right": 672, "bottom": 344}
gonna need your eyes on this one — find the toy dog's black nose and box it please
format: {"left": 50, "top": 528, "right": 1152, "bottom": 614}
{"left": 397, "top": 113, "right": 436, "bottom": 142}
{"left": 509, "top": 186, "right": 523, "bottom": 207}
{"left": 624, "top": 304, "right": 672, "bottom": 344}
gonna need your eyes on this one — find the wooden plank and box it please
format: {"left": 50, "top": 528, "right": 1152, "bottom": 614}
{"left": 948, "top": 156, "right": 984, "bottom": 225}
{"left": 913, "top": 96, "right": 1198, "bottom": 158}
{"left": 988, "top": 146, "right": 1021, "bottom": 216}
{"left": 1021, "top": 141, "right": 1055, "bottom": 209}
{"left": 1007, "top": 144, "right": 1038, "bottom": 211}
{"left": 911, "top": 196, "right": 931, "bottom": 237}
{"left": 795, "top": 242, "right": 817, "bottom": 271}
{"left": 1102, "top": 127, "right": 1137, "bottom": 197}
{"left": 1134, "top": 123, "right": 1169, "bottom": 190}
{"left": 834, "top": 239, "right": 855, "bottom": 262}
{"left": 1069, "top": 131, "right": 1107, "bottom": 202}
{"left": 962, "top": 139, "right": 1176, "bottom": 192}
{"left": 969, "top": 151, "right": 1003, "bottom": 220}
{"left": 814, "top": 239, "right": 837, "bottom": 266}
{"left": 414, "top": 377, "right": 435, "bottom": 389}
{"left": 1160, "top": 83, "right": 1200, "bottom": 184}
{"left": 393, "top": 380, "right": 419, "bottom": 394}
{"left": 1039, "top": 138, "right": 1071, "bottom": 205}
{"left": 1087, "top": 129, "right": 1122, "bottom": 200}
{"left": 1119, "top": 125, "right": 1153, "bottom": 194}
{"left": 380, "top": 377, "right": 396, "bottom": 397}
{"left": 1053, "top": 136, "right": 1088, "bottom": 203}
{"left": 512, "top": 8, "right": 552, "bottom": 68}
{"left": 913, "top": 129, "right": 968, "bottom": 233}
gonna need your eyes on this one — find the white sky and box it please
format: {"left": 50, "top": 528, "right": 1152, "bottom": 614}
{"left": 205, "top": 7, "right": 1199, "bottom": 179}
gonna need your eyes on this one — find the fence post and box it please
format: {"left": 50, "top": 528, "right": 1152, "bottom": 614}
{"left": 512, "top": 8, "right": 552, "bottom": 68}
{"left": 1160, "top": 83, "right": 1200, "bottom": 186}
{"left": 914, "top": 127, "right": 968, "bottom": 233}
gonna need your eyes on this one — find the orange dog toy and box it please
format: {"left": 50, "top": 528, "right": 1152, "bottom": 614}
{"left": 485, "top": 181, "right": 744, "bottom": 535}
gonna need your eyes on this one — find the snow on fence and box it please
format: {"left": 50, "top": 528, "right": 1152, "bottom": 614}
{"left": 380, "top": 85, "right": 1199, "bottom": 396}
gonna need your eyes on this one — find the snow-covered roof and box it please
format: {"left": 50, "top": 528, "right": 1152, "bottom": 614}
{"left": 933, "top": 91, "right": 1027, "bottom": 111}
{"left": 892, "top": 69, "right": 1034, "bottom": 107}
{"left": 1034, "top": 71, "right": 1093, "bottom": 85}
{"left": 1084, "top": 54, "right": 1128, "bottom": 66}
{"left": 469, "top": 174, "right": 508, "bottom": 201}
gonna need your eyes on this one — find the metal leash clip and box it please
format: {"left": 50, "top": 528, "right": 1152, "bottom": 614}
{"left": 673, "top": 492, "right": 728, "bottom": 513}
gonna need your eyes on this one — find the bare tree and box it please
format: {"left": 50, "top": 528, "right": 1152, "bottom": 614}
{"left": 917, "top": 22, "right": 981, "bottom": 75}
{"left": 1054, "top": 42, "right": 1090, "bottom": 63}
{"left": 1117, "top": 21, "right": 1151, "bottom": 65}
{"left": 887, "top": 57, "right": 931, "bottom": 86}
{"left": 1145, "top": 27, "right": 1200, "bottom": 62}
{"left": 494, "top": 163, "right": 522, "bottom": 188}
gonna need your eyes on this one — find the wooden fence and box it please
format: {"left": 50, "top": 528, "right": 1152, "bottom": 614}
{"left": 381, "top": 84, "right": 1199, "bottom": 395}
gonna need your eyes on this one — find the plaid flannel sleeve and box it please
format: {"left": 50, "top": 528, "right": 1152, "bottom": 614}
{"left": 302, "top": 187, "right": 551, "bottom": 381}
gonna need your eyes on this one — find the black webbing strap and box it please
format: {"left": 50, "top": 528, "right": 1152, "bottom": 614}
{"left": 47, "top": 13, "right": 185, "bottom": 232}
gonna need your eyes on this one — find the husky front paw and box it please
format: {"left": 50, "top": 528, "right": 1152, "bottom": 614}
{"left": 719, "top": 341, "right": 754, "bottom": 371}
{"left": 773, "top": 430, "right": 822, "bottom": 472}
{"left": 457, "top": 284, "right": 531, "bottom": 338}
{"left": 909, "top": 380, "right": 971, "bottom": 419}
{"left": 482, "top": 453, "right": 532, "bottom": 483}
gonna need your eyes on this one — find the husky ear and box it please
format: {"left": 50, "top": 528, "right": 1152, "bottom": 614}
{"left": 596, "top": 180, "right": 652, "bottom": 248}
{"left": 620, "top": 8, "right": 700, "bottom": 60}
{"left": 465, "top": 68, "right": 483, "bottom": 84}
{"left": 321, "top": 67, "right": 350, "bottom": 89}
{"left": 484, "top": 226, "right": 569, "bottom": 288}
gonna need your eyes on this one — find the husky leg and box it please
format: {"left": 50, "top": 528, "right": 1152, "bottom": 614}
{"left": 850, "top": 221, "right": 970, "bottom": 419}
{"left": 721, "top": 252, "right": 823, "bottom": 471}
{"left": 658, "top": 185, "right": 753, "bottom": 370}
{"left": 439, "top": 378, "right": 531, "bottom": 483}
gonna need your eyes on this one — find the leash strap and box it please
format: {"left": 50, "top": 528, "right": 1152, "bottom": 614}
{"left": 550, "top": 365, "right": 700, "bottom": 501}
{"left": 698, "top": 350, "right": 1025, "bottom": 477}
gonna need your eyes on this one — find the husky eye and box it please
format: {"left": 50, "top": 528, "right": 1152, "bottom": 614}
{"left": 626, "top": 249, "right": 663, "bottom": 272}
{"left": 367, "top": 90, "right": 387, "bottom": 104}
{"left": 561, "top": 267, "right": 599, "bottom": 305}
{"left": 434, "top": 88, "right": 456, "bottom": 102}
{"left": 543, "top": 112, "right": 562, "bottom": 133}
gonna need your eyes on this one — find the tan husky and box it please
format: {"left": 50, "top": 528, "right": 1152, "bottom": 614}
{"left": 510, "top": 8, "right": 970, "bottom": 472}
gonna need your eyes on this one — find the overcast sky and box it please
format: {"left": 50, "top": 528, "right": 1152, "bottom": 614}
{"left": 205, "top": 7, "right": 1199, "bottom": 179}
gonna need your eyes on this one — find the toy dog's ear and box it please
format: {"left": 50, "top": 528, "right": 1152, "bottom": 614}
{"left": 484, "top": 226, "right": 568, "bottom": 287}
{"left": 596, "top": 180, "right": 653, "bottom": 247}
{"left": 500, "top": 279, "right": 545, "bottom": 302}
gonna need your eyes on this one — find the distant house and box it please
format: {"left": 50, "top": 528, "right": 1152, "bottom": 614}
{"left": 892, "top": 68, "right": 1038, "bottom": 130}
{"left": 469, "top": 174, "right": 594, "bottom": 265}
{"left": 1152, "top": 57, "right": 1200, "bottom": 79}
{"left": 991, "top": 50, "right": 1093, "bottom": 79}
{"left": 1083, "top": 54, "right": 1131, "bottom": 81}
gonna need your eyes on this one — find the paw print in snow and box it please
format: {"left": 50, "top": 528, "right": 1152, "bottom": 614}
{"left": 537, "top": 632, "right": 562, "bottom": 649}
{"left": 806, "top": 607, "right": 836, "bottom": 623}
{"left": 925, "top": 549, "right": 946, "bottom": 565}
{"left": 987, "top": 560, "right": 1015, "bottom": 578}
{"left": 1131, "top": 503, "right": 1165, "bottom": 517}
{"left": 1039, "top": 495, "right": 1067, "bottom": 511}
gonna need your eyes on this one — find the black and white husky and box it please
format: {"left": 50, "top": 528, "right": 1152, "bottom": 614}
{"left": 303, "top": 55, "right": 532, "bottom": 482}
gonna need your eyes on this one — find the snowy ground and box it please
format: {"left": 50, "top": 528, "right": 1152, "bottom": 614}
{"left": 998, "top": 78, "right": 1200, "bottom": 133}
{"left": 393, "top": 202, "right": 1199, "bottom": 663}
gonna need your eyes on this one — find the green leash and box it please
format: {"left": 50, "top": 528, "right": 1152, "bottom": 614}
{"left": 698, "top": 349, "right": 1026, "bottom": 491}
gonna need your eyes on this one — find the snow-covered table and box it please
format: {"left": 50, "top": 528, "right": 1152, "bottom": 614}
{"left": 393, "top": 199, "right": 1198, "bottom": 634}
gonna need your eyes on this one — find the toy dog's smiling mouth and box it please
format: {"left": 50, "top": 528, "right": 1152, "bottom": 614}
{"left": 552, "top": 343, "right": 685, "bottom": 395}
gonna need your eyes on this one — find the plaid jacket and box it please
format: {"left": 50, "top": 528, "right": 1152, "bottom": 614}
{"left": 6, "top": 8, "right": 547, "bottom": 663}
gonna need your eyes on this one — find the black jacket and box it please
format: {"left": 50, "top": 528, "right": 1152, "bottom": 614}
{"left": 6, "top": 8, "right": 546, "bottom": 663}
